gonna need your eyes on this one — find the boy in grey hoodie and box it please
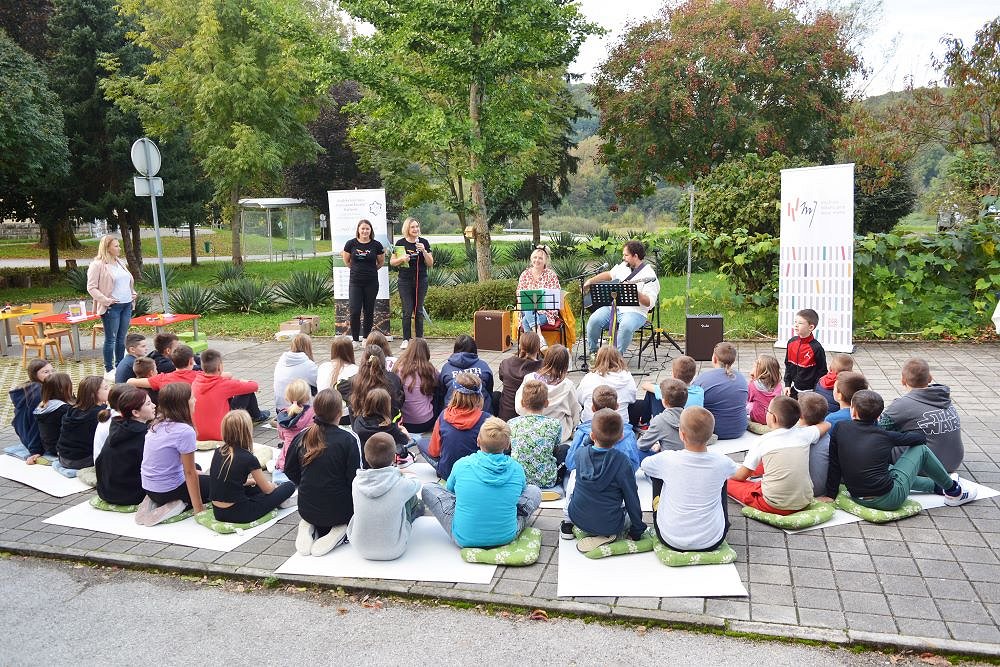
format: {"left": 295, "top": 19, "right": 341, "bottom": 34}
{"left": 880, "top": 358, "right": 964, "bottom": 473}
{"left": 347, "top": 433, "right": 423, "bottom": 560}
{"left": 637, "top": 379, "right": 687, "bottom": 457}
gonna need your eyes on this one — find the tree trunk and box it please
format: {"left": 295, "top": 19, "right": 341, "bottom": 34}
{"left": 529, "top": 176, "right": 541, "bottom": 245}
{"left": 41, "top": 221, "right": 60, "bottom": 274}
{"left": 456, "top": 176, "right": 471, "bottom": 256}
{"left": 469, "top": 81, "right": 491, "bottom": 281}
{"left": 188, "top": 217, "right": 198, "bottom": 266}
{"left": 229, "top": 187, "right": 242, "bottom": 266}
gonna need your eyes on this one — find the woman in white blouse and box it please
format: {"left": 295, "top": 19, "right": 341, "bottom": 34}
{"left": 87, "top": 235, "right": 136, "bottom": 373}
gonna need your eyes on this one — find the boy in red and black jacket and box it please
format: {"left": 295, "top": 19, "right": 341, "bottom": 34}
{"left": 783, "top": 308, "right": 827, "bottom": 398}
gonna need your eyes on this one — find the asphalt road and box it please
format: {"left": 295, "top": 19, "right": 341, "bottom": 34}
{"left": 0, "top": 555, "right": 964, "bottom": 667}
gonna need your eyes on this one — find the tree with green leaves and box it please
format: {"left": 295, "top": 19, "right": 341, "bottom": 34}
{"left": 593, "top": 0, "right": 859, "bottom": 198}
{"left": 104, "top": 0, "right": 335, "bottom": 264}
{"left": 0, "top": 30, "right": 70, "bottom": 272}
{"left": 340, "top": 0, "right": 598, "bottom": 279}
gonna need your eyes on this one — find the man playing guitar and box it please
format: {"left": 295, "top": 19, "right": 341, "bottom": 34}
{"left": 583, "top": 240, "right": 660, "bottom": 357}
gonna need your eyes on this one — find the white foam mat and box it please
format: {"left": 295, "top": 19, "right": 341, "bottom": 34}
{"left": 540, "top": 471, "right": 654, "bottom": 511}
{"left": 557, "top": 538, "right": 747, "bottom": 598}
{"left": 783, "top": 478, "right": 1000, "bottom": 534}
{"left": 275, "top": 516, "right": 496, "bottom": 584}
{"left": 43, "top": 500, "right": 296, "bottom": 552}
{"left": 709, "top": 431, "right": 761, "bottom": 456}
{"left": 0, "top": 456, "right": 91, "bottom": 497}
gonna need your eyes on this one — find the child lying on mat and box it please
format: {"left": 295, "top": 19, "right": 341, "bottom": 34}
{"left": 422, "top": 417, "right": 541, "bottom": 548}
{"left": 641, "top": 407, "right": 737, "bottom": 551}
{"left": 727, "top": 396, "right": 830, "bottom": 515}
{"left": 348, "top": 433, "right": 423, "bottom": 561}
{"left": 564, "top": 409, "right": 646, "bottom": 547}
{"left": 819, "top": 389, "right": 975, "bottom": 510}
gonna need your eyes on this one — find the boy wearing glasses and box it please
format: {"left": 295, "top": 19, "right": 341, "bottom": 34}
{"left": 726, "top": 395, "right": 830, "bottom": 515}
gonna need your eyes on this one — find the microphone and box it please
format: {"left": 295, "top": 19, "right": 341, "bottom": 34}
{"left": 594, "top": 262, "right": 609, "bottom": 272}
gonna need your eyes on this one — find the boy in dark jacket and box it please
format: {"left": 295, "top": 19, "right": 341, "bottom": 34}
{"left": 783, "top": 308, "right": 827, "bottom": 398}
{"left": 438, "top": 335, "right": 495, "bottom": 414}
{"left": 820, "top": 389, "right": 975, "bottom": 510}
{"left": 879, "top": 358, "right": 964, "bottom": 473}
{"left": 565, "top": 409, "right": 646, "bottom": 550}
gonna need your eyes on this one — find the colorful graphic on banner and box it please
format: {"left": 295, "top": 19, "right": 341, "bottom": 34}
{"left": 776, "top": 164, "right": 854, "bottom": 353}
{"left": 328, "top": 188, "right": 389, "bottom": 300}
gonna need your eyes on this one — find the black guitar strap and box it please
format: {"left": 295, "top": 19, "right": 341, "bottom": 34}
{"left": 624, "top": 262, "right": 647, "bottom": 282}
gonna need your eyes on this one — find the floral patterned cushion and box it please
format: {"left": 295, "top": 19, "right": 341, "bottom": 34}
{"left": 836, "top": 486, "right": 921, "bottom": 523}
{"left": 653, "top": 540, "right": 738, "bottom": 567}
{"left": 742, "top": 500, "right": 835, "bottom": 529}
{"left": 195, "top": 508, "right": 278, "bottom": 534}
{"left": 572, "top": 526, "right": 656, "bottom": 559}
{"left": 460, "top": 527, "right": 542, "bottom": 566}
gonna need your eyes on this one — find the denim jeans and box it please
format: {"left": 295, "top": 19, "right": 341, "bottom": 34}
{"left": 586, "top": 307, "right": 648, "bottom": 355}
{"left": 422, "top": 483, "right": 542, "bottom": 546}
{"left": 520, "top": 311, "right": 551, "bottom": 332}
{"left": 101, "top": 302, "right": 133, "bottom": 371}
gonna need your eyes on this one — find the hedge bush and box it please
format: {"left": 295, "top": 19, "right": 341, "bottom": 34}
{"left": 423, "top": 279, "right": 518, "bottom": 319}
{"left": 0, "top": 267, "right": 67, "bottom": 289}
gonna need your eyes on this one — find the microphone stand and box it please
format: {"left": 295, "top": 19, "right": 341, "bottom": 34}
{"left": 568, "top": 266, "right": 606, "bottom": 374}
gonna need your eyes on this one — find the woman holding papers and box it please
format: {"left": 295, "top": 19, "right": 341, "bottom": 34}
{"left": 517, "top": 246, "right": 561, "bottom": 332}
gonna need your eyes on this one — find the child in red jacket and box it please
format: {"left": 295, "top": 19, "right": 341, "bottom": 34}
{"left": 192, "top": 349, "right": 269, "bottom": 441}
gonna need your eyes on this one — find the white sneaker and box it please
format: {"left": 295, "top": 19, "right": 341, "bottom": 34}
{"left": 400, "top": 340, "right": 409, "bottom": 350}
{"left": 944, "top": 485, "right": 978, "bottom": 507}
{"left": 104, "top": 369, "right": 116, "bottom": 381}
{"left": 295, "top": 519, "right": 315, "bottom": 555}
{"left": 310, "top": 524, "right": 348, "bottom": 556}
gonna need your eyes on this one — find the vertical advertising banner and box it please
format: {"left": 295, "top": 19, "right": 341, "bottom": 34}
{"left": 328, "top": 189, "right": 390, "bottom": 335}
{"left": 775, "top": 164, "right": 855, "bottom": 353}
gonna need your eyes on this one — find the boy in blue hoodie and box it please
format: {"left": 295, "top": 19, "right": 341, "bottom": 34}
{"left": 438, "top": 335, "right": 495, "bottom": 414}
{"left": 564, "top": 409, "right": 646, "bottom": 548}
{"left": 422, "top": 417, "right": 541, "bottom": 548}
{"left": 567, "top": 385, "right": 640, "bottom": 473}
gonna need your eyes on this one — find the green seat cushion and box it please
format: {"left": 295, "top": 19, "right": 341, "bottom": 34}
{"left": 460, "top": 527, "right": 542, "bottom": 566}
{"left": 572, "top": 526, "right": 657, "bottom": 559}
{"left": 77, "top": 467, "right": 97, "bottom": 488}
{"left": 89, "top": 496, "right": 139, "bottom": 513}
{"left": 836, "top": 486, "right": 921, "bottom": 523}
{"left": 653, "top": 540, "right": 738, "bottom": 567}
{"left": 742, "top": 500, "right": 835, "bottom": 529}
{"left": 195, "top": 507, "right": 278, "bottom": 534}
{"left": 162, "top": 505, "right": 201, "bottom": 524}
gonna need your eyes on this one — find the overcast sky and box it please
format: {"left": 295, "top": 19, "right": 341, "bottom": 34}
{"left": 571, "top": 0, "right": 997, "bottom": 97}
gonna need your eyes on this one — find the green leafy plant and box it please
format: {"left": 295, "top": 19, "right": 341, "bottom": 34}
{"left": 169, "top": 282, "right": 218, "bottom": 314}
{"left": 431, "top": 246, "right": 459, "bottom": 269}
{"left": 63, "top": 266, "right": 89, "bottom": 293}
{"left": 423, "top": 279, "right": 517, "bottom": 319}
{"left": 215, "top": 277, "right": 274, "bottom": 313}
{"left": 547, "top": 231, "right": 577, "bottom": 259}
{"left": 552, "top": 256, "right": 592, "bottom": 282}
{"left": 274, "top": 271, "right": 333, "bottom": 308}
{"left": 425, "top": 267, "right": 455, "bottom": 287}
{"left": 133, "top": 294, "right": 153, "bottom": 317}
{"left": 213, "top": 264, "right": 245, "bottom": 283}
{"left": 507, "top": 239, "right": 536, "bottom": 263}
{"left": 140, "top": 264, "right": 178, "bottom": 290}
{"left": 451, "top": 265, "right": 479, "bottom": 285}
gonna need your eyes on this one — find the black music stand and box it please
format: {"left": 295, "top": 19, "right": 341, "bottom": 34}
{"left": 516, "top": 290, "right": 561, "bottom": 339}
{"left": 590, "top": 281, "right": 640, "bottom": 351}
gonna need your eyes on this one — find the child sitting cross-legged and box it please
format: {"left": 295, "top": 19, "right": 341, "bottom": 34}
{"left": 746, "top": 354, "right": 782, "bottom": 434}
{"left": 351, "top": 387, "right": 413, "bottom": 467}
{"left": 347, "top": 433, "right": 424, "bottom": 560}
{"left": 641, "top": 407, "right": 737, "bottom": 551}
{"left": 796, "top": 391, "right": 833, "bottom": 498}
{"left": 509, "top": 380, "right": 568, "bottom": 490}
{"left": 726, "top": 395, "right": 830, "bottom": 515}
{"left": 826, "top": 371, "right": 868, "bottom": 427}
{"left": 209, "top": 410, "right": 296, "bottom": 524}
{"left": 12, "top": 359, "right": 52, "bottom": 462}
{"left": 421, "top": 417, "right": 541, "bottom": 548}
{"left": 418, "top": 372, "right": 490, "bottom": 481}
{"left": 814, "top": 353, "right": 854, "bottom": 414}
{"left": 819, "top": 389, "right": 976, "bottom": 509}
{"left": 564, "top": 409, "right": 647, "bottom": 546}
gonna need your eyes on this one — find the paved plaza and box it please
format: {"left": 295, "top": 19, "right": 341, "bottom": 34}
{"left": 2, "top": 331, "right": 999, "bottom": 658}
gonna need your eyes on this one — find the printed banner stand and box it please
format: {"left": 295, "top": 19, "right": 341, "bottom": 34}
{"left": 775, "top": 164, "right": 855, "bottom": 353}
{"left": 328, "top": 189, "right": 391, "bottom": 336}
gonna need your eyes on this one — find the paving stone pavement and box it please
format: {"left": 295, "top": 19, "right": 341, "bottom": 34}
{"left": 2, "top": 334, "right": 999, "bottom": 657}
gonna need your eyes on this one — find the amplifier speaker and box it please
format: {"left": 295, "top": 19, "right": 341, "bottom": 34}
{"left": 473, "top": 310, "right": 512, "bottom": 352}
{"left": 685, "top": 315, "right": 723, "bottom": 361}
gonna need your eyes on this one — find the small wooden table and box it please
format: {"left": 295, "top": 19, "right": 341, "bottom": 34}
{"left": 0, "top": 308, "right": 43, "bottom": 356}
{"left": 32, "top": 312, "right": 102, "bottom": 362}
{"left": 129, "top": 313, "right": 201, "bottom": 338}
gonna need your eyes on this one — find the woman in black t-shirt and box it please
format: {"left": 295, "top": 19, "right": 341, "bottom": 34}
{"left": 342, "top": 219, "right": 385, "bottom": 343}
{"left": 389, "top": 217, "right": 434, "bottom": 348}
{"left": 210, "top": 411, "right": 296, "bottom": 524}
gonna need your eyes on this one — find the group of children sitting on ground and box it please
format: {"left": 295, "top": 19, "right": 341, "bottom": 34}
{"left": 6, "top": 307, "right": 973, "bottom": 560}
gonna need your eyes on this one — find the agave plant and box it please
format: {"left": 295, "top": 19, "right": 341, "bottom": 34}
{"left": 507, "top": 239, "right": 536, "bottom": 264}
{"left": 493, "top": 263, "right": 521, "bottom": 281}
{"left": 431, "top": 246, "right": 459, "bottom": 269}
{"left": 547, "top": 231, "right": 577, "bottom": 259}
{"left": 425, "top": 267, "right": 455, "bottom": 287}
{"left": 140, "top": 264, "right": 178, "bottom": 290}
{"left": 452, "top": 265, "right": 479, "bottom": 285}
{"left": 274, "top": 271, "right": 333, "bottom": 308}
{"left": 63, "top": 266, "right": 89, "bottom": 293}
{"left": 169, "top": 282, "right": 218, "bottom": 314}
{"left": 133, "top": 294, "right": 153, "bottom": 317}
{"left": 213, "top": 263, "right": 245, "bottom": 283}
{"left": 215, "top": 277, "right": 273, "bottom": 313}
{"left": 552, "top": 256, "right": 593, "bottom": 282}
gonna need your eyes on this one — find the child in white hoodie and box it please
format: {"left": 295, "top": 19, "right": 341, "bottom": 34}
{"left": 273, "top": 334, "right": 319, "bottom": 410}
{"left": 347, "top": 433, "right": 423, "bottom": 560}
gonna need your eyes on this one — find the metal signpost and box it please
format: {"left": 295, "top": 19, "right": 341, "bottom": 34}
{"left": 131, "top": 137, "right": 170, "bottom": 315}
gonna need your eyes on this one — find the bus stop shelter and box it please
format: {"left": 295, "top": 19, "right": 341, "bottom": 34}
{"left": 238, "top": 198, "right": 318, "bottom": 261}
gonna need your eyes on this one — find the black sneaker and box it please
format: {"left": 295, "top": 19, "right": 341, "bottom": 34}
{"left": 253, "top": 410, "right": 271, "bottom": 425}
{"left": 560, "top": 521, "right": 574, "bottom": 540}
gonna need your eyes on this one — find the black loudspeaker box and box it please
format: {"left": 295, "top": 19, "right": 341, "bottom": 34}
{"left": 685, "top": 315, "right": 723, "bottom": 361}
